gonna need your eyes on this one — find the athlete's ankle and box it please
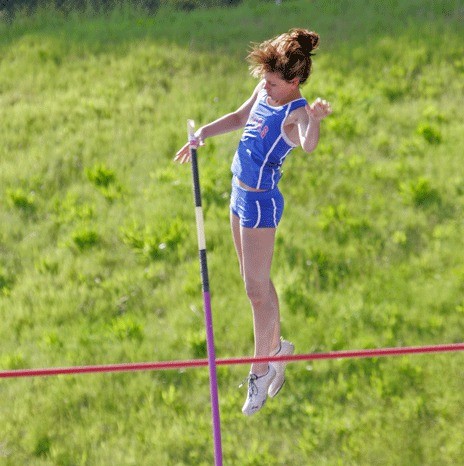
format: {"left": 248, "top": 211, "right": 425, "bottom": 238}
{"left": 251, "top": 363, "right": 269, "bottom": 377}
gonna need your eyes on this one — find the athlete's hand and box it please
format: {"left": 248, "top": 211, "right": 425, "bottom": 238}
{"left": 307, "top": 98, "right": 332, "bottom": 121}
{"left": 174, "top": 141, "right": 192, "bottom": 163}
{"left": 174, "top": 128, "right": 205, "bottom": 163}
{"left": 174, "top": 131, "right": 205, "bottom": 163}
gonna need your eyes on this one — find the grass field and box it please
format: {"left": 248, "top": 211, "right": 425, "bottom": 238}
{"left": 1, "top": 0, "right": 463, "bottom": 464}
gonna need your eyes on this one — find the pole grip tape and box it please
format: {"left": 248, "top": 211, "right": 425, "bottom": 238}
{"left": 188, "top": 120, "right": 202, "bottom": 207}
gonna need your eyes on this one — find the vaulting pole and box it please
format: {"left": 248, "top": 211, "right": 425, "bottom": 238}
{"left": 187, "top": 120, "right": 223, "bottom": 466}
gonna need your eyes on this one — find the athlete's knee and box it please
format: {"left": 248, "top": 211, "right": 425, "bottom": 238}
{"left": 244, "top": 278, "right": 270, "bottom": 306}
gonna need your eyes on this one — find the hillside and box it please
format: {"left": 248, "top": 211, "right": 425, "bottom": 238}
{"left": 0, "top": 0, "right": 463, "bottom": 464}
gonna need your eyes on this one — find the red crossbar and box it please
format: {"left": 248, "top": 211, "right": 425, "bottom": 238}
{"left": 1, "top": 343, "right": 463, "bottom": 379}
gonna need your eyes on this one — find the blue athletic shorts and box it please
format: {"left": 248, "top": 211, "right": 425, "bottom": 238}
{"left": 230, "top": 177, "right": 284, "bottom": 228}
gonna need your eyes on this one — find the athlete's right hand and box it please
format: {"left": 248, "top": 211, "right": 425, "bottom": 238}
{"left": 174, "top": 131, "right": 205, "bottom": 164}
{"left": 174, "top": 141, "right": 192, "bottom": 163}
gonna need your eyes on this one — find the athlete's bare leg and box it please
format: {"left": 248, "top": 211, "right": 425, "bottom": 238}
{"left": 230, "top": 212, "right": 281, "bottom": 375}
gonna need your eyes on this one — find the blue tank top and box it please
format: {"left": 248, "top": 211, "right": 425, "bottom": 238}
{"left": 231, "top": 88, "right": 307, "bottom": 190}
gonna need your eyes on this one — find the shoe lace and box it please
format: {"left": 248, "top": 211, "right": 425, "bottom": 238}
{"left": 239, "top": 374, "right": 259, "bottom": 396}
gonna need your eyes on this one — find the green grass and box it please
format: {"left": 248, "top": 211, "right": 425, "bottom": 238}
{"left": 1, "top": 0, "right": 463, "bottom": 464}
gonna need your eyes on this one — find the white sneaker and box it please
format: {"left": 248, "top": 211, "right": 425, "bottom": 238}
{"left": 268, "top": 339, "right": 294, "bottom": 398}
{"left": 241, "top": 365, "right": 276, "bottom": 416}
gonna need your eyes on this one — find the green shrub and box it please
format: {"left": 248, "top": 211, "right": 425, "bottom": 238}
{"left": 400, "top": 177, "right": 441, "bottom": 207}
{"left": 417, "top": 123, "right": 442, "bottom": 144}
{"left": 71, "top": 228, "right": 100, "bottom": 250}
{"left": 6, "top": 188, "right": 36, "bottom": 214}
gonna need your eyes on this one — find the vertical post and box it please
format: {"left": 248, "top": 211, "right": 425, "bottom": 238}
{"left": 187, "top": 120, "right": 223, "bottom": 466}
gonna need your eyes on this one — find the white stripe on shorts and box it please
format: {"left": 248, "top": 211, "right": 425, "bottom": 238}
{"left": 272, "top": 198, "right": 277, "bottom": 227}
{"left": 253, "top": 200, "right": 261, "bottom": 228}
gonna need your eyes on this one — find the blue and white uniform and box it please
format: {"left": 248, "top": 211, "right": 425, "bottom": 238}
{"left": 230, "top": 88, "right": 307, "bottom": 228}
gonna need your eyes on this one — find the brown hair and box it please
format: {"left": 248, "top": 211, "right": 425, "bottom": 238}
{"left": 247, "top": 28, "right": 320, "bottom": 85}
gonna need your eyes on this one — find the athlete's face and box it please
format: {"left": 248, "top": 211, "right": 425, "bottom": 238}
{"left": 263, "top": 72, "right": 300, "bottom": 104}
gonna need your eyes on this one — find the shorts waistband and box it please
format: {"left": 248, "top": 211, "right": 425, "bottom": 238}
{"left": 232, "top": 176, "right": 280, "bottom": 200}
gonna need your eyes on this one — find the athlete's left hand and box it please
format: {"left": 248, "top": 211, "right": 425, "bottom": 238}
{"left": 307, "top": 98, "right": 332, "bottom": 121}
